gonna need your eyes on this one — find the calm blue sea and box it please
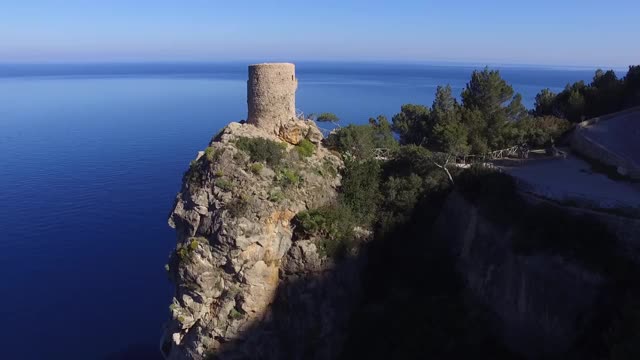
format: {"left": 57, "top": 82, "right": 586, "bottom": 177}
{"left": 0, "top": 62, "right": 597, "bottom": 359}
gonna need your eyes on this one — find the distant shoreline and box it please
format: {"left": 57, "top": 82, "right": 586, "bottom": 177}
{"left": 0, "top": 61, "right": 629, "bottom": 73}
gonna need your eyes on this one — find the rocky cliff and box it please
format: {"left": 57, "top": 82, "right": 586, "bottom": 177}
{"left": 433, "top": 191, "right": 603, "bottom": 357}
{"left": 161, "top": 118, "right": 366, "bottom": 360}
{"left": 433, "top": 189, "right": 640, "bottom": 359}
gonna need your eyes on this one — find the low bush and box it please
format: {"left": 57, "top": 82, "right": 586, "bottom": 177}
{"left": 315, "top": 112, "right": 340, "bottom": 123}
{"left": 235, "top": 137, "right": 286, "bottom": 166}
{"left": 176, "top": 237, "right": 203, "bottom": 260}
{"left": 295, "top": 138, "right": 316, "bottom": 158}
{"left": 321, "top": 158, "right": 338, "bottom": 177}
{"left": 325, "top": 124, "right": 376, "bottom": 160}
{"left": 268, "top": 190, "right": 285, "bottom": 203}
{"left": 185, "top": 159, "right": 207, "bottom": 185}
{"left": 214, "top": 178, "right": 233, "bottom": 191}
{"left": 249, "top": 162, "right": 264, "bottom": 174}
{"left": 294, "top": 205, "right": 356, "bottom": 258}
{"left": 277, "top": 168, "right": 301, "bottom": 188}
{"left": 229, "top": 308, "right": 245, "bottom": 320}
{"left": 339, "top": 158, "right": 382, "bottom": 224}
{"left": 204, "top": 146, "right": 223, "bottom": 162}
{"left": 515, "top": 116, "right": 572, "bottom": 148}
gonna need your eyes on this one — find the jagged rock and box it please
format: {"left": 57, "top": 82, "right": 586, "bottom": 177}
{"left": 278, "top": 119, "right": 305, "bottom": 144}
{"left": 161, "top": 119, "right": 356, "bottom": 360}
{"left": 277, "top": 118, "right": 325, "bottom": 145}
{"left": 305, "top": 120, "right": 325, "bottom": 144}
{"left": 282, "top": 240, "right": 324, "bottom": 274}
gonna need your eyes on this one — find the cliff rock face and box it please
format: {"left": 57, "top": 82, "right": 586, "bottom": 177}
{"left": 161, "top": 120, "right": 361, "bottom": 360}
{"left": 433, "top": 191, "right": 605, "bottom": 358}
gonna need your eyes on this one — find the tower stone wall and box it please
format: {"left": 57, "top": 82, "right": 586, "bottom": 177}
{"left": 247, "top": 63, "right": 298, "bottom": 132}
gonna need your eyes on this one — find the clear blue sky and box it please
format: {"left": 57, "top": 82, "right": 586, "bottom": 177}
{"left": 1, "top": 0, "right": 638, "bottom": 67}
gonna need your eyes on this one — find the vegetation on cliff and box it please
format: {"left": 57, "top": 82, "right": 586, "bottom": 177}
{"left": 317, "top": 119, "right": 517, "bottom": 358}
{"left": 166, "top": 119, "right": 346, "bottom": 359}
{"left": 391, "top": 68, "right": 570, "bottom": 156}
{"left": 170, "top": 64, "right": 640, "bottom": 360}
{"left": 534, "top": 66, "right": 640, "bottom": 122}
{"left": 300, "top": 65, "right": 640, "bottom": 359}
{"left": 314, "top": 114, "right": 639, "bottom": 358}
{"left": 300, "top": 67, "right": 578, "bottom": 261}
{"left": 234, "top": 136, "right": 287, "bottom": 166}
{"left": 456, "top": 166, "right": 640, "bottom": 359}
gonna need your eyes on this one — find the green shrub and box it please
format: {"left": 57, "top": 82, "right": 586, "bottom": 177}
{"left": 186, "top": 159, "right": 207, "bottom": 185}
{"left": 325, "top": 120, "right": 397, "bottom": 160}
{"left": 235, "top": 137, "right": 286, "bottom": 166}
{"left": 322, "top": 158, "right": 338, "bottom": 177}
{"left": 176, "top": 237, "right": 205, "bottom": 261}
{"left": 268, "top": 190, "right": 285, "bottom": 202}
{"left": 177, "top": 246, "right": 188, "bottom": 260}
{"left": 315, "top": 112, "right": 340, "bottom": 123}
{"left": 204, "top": 146, "right": 223, "bottom": 162}
{"left": 381, "top": 174, "right": 424, "bottom": 215}
{"left": 316, "top": 238, "right": 350, "bottom": 258}
{"left": 214, "top": 178, "right": 233, "bottom": 191}
{"left": 229, "top": 308, "right": 245, "bottom": 320}
{"left": 515, "top": 116, "right": 572, "bottom": 147}
{"left": 249, "top": 162, "right": 264, "bottom": 174}
{"left": 373, "top": 145, "right": 453, "bottom": 233}
{"left": 277, "top": 168, "right": 301, "bottom": 187}
{"left": 340, "top": 158, "right": 382, "bottom": 224}
{"left": 294, "top": 205, "right": 356, "bottom": 258}
{"left": 326, "top": 124, "right": 376, "bottom": 160}
{"left": 295, "top": 138, "right": 316, "bottom": 158}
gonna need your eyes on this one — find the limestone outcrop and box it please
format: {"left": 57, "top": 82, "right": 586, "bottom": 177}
{"left": 431, "top": 190, "right": 640, "bottom": 359}
{"left": 161, "top": 119, "right": 364, "bottom": 359}
{"left": 160, "top": 62, "right": 369, "bottom": 359}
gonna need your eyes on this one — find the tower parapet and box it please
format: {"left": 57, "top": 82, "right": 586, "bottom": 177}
{"left": 247, "top": 63, "right": 298, "bottom": 133}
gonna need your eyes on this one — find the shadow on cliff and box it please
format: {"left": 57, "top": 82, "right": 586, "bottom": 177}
{"left": 211, "top": 189, "right": 521, "bottom": 360}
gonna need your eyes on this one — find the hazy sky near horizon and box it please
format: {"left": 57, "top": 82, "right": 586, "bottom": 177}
{"left": 1, "top": 0, "right": 638, "bottom": 67}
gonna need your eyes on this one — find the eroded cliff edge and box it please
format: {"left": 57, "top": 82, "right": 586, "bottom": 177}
{"left": 433, "top": 181, "right": 640, "bottom": 359}
{"left": 161, "top": 118, "right": 367, "bottom": 359}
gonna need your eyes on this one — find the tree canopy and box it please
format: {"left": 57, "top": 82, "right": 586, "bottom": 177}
{"left": 314, "top": 112, "right": 340, "bottom": 123}
{"left": 335, "top": 64, "right": 638, "bottom": 159}
{"left": 392, "top": 68, "right": 532, "bottom": 155}
{"left": 534, "top": 66, "right": 640, "bottom": 122}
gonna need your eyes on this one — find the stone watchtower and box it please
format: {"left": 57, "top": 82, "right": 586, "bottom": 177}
{"left": 247, "top": 63, "right": 298, "bottom": 133}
